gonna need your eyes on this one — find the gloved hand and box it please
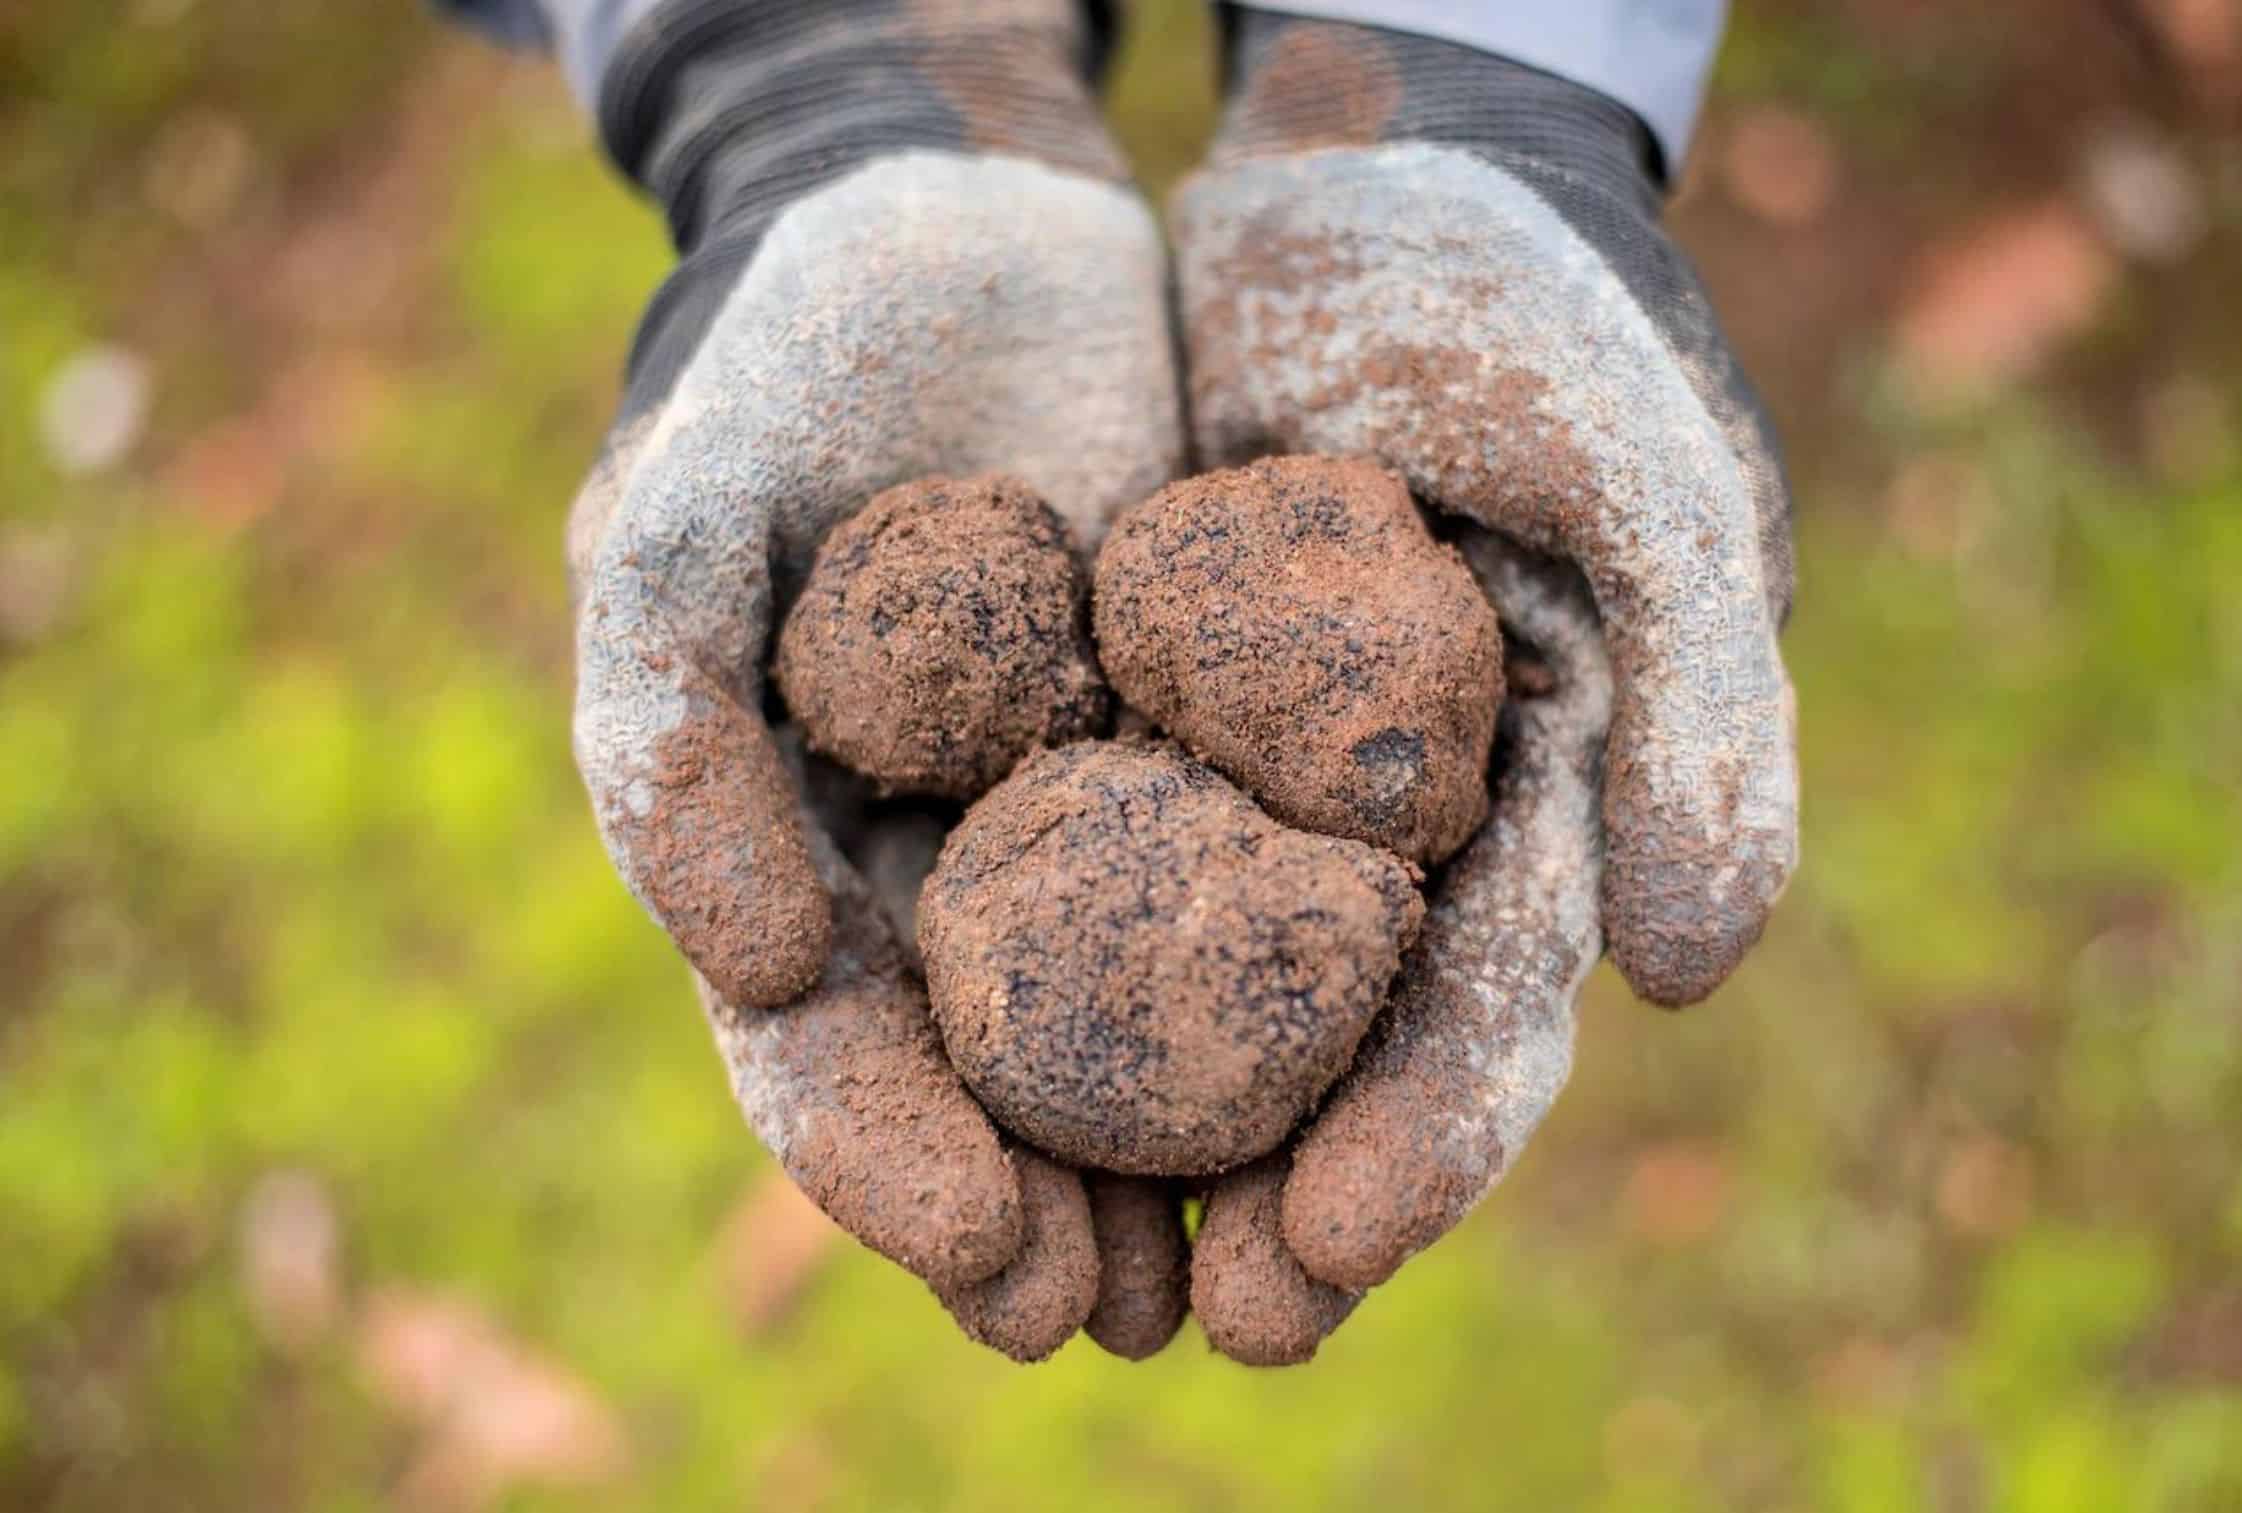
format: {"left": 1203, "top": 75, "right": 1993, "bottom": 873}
{"left": 1177, "top": 11, "right": 1797, "bottom": 1363}
{"left": 563, "top": 0, "right": 1183, "bottom": 1354}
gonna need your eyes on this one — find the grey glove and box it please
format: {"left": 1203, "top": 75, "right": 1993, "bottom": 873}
{"left": 560, "top": 0, "right": 1184, "bottom": 1350}
{"left": 1180, "top": 10, "right": 1795, "bottom": 1363}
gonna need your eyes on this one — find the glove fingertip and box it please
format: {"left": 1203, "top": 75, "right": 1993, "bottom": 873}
{"left": 1602, "top": 845, "right": 1792, "bottom": 1009}
{"left": 1283, "top": 1137, "right": 1435, "bottom": 1294}
{"left": 1192, "top": 1159, "right": 1358, "bottom": 1368}
{"left": 605, "top": 686, "right": 836, "bottom": 1011}
{"left": 936, "top": 1151, "right": 1099, "bottom": 1362}
{"left": 1598, "top": 645, "right": 1798, "bottom": 1009}
{"left": 797, "top": 1119, "right": 1024, "bottom": 1292}
{"left": 1083, "top": 1175, "right": 1190, "bottom": 1361}
{"left": 1285, "top": 1053, "right": 1506, "bottom": 1291}
{"left": 718, "top": 968, "right": 1027, "bottom": 1290}
{"left": 697, "top": 865, "right": 833, "bottom": 1012}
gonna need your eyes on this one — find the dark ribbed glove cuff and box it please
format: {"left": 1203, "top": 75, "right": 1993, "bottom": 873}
{"left": 600, "top": 0, "right": 1120, "bottom": 252}
{"left": 597, "top": 0, "right": 1120, "bottom": 425}
{"left": 1215, "top": 7, "right": 1663, "bottom": 208}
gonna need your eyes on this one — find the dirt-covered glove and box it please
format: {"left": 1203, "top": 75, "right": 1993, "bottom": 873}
{"left": 1173, "top": 11, "right": 1798, "bottom": 1008}
{"left": 1179, "top": 10, "right": 1795, "bottom": 1366}
{"left": 561, "top": 0, "right": 1183, "bottom": 1342}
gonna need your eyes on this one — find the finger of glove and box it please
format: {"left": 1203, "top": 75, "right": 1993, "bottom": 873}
{"left": 697, "top": 809, "right": 1023, "bottom": 1291}
{"left": 934, "top": 1147, "right": 1100, "bottom": 1362}
{"left": 1192, "top": 1155, "right": 1359, "bottom": 1367}
{"left": 1615, "top": 257, "right": 1797, "bottom": 630}
{"left": 1681, "top": 294, "right": 1796, "bottom": 629}
{"left": 573, "top": 381, "right": 828, "bottom": 1009}
{"left": 1084, "top": 1174, "right": 1190, "bottom": 1360}
{"left": 1284, "top": 533, "right": 1608, "bottom": 1291}
{"left": 1171, "top": 144, "right": 1796, "bottom": 1006}
{"left": 576, "top": 154, "right": 1179, "bottom": 1006}
{"left": 1496, "top": 154, "right": 1797, "bottom": 630}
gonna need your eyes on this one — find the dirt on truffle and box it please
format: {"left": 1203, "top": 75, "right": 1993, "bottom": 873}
{"left": 919, "top": 741, "right": 1423, "bottom": 1177}
{"left": 1192, "top": 1156, "right": 1359, "bottom": 1367}
{"left": 935, "top": 1148, "right": 1100, "bottom": 1362}
{"left": 1093, "top": 455, "right": 1502, "bottom": 867}
{"left": 776, "top": 474, "right": 1110, "bottom": 800}
{"left": 1083, "top": 1175, "right": 1191, "bottom": 1359}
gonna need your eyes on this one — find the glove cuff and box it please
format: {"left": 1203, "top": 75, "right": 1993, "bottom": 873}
{"left": 1213, "top": 8, "right": 1663, "bottom": 205}
{"left": 598, "top": 0, "right": 1125, "bottom": 424}
{"left": 600, "top": 0, "right": 1124, "bottom": 256}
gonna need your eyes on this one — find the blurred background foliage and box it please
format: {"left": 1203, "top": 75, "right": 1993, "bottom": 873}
{"left": 4, "top": 0, "right": 2241, "bottom": 1508}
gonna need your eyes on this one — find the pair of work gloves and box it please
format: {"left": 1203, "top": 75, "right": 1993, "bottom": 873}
{"left": 565, "top": 0, "right": 1797, "bottom": 1364}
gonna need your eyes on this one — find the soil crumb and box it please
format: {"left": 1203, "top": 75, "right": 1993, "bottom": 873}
{"left": 776, "top": 474, "right": 1109, "bottom": 800}
{"left": 935, "top": 1148, "right": 1099, "bottom": 1362}
{"left": 919, "top": 741, "right": 1422, "bottom": 1176}
{"left": 1192, "top": 1156, "right": 1359, "bottom": 1366}
{"left": 1084, "top": 1175, "right": 1190, "bottom": 1359}
{"left": 1093, "top": 455, "right": 1502, "bottom": 866}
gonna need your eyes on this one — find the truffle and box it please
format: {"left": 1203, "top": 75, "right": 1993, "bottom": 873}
{"left": 776, "top": 474, "right": 1109, "bottom": 799}
{"left": 1093, "top": 455, "right": 1502, "bottom": 866}
{"left": 919, "top": 741, "right": 1422, "bottom": 1176}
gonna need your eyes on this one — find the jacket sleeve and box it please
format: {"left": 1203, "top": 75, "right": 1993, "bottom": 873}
{"left": 1234, "top": 0, "right": 1727, "bottom": 167}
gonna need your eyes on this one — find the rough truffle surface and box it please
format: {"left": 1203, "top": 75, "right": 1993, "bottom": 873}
{"left": 1093, "top": 455, "right": 1503, "bottom": 865}
{"left": 919, "top": 741, "right": 1423, "bottom": 1176}
{"left": 776, "top": 475, "right": 1109, "bottom": 799}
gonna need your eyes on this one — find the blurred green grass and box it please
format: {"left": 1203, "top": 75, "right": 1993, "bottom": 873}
{"left": 4, "top": 1, "right": 2241, "bottom": 1509}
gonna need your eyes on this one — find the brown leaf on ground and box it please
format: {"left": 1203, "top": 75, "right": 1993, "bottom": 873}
{"left": 1935, "top": 1137, "right": 2034, "bottom": 1236}
{"left": 2141, "top": 1287, "right": 2242, "bottom": 1384}
{"left": 240, "top": 1169, "right": 342, "bottom": 1353}
{"left": 162, "top": 415, "right": 287, "bottom": 530}
{"left": 718, "top": 1172, "right": 842, "bottom": 1337}
{"left": 1719, "top": 105, "right": 1840, "bottom": 227}
{"left": 1811, "top": 1334, "right": 1909, "bottom": 1411}
{"left": 358, "top": 1287, "right": 627, "bottom": 1511}
{"left": 0, "top": 526, "right": 79, "bottom": 648}
{"left": 1881, "top": 452, "right": 1994, "bottom": 561}
{"left": 1620, "top": 1140, "right": 1731, "bottom": 1246}
{"left": 752, "top": 1433, "right": 840, "bottom": 1513}
{"left": 1894, "top": 199, "right": 2117, "bottom": 396}
{"left": 1601, "top": 1395, "right": 1701, "bottom": 1482}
